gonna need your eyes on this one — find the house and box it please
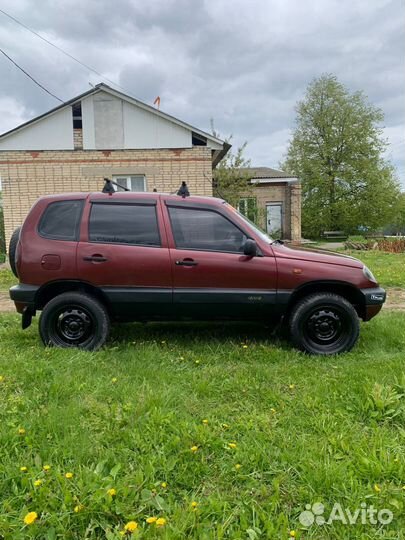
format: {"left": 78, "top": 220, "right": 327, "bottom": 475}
{"left": 238, "top": 167, "right": 301, "bottom": 242}
{"left": 0, "top": 83, "right": 229, "bottom": 245}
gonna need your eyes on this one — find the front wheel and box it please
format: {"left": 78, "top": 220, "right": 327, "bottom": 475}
{"left": 39, "top": 292, "right": 110, "bottom": 350}
{"left": 289, "top": 293, "right": 360, "bottom": 355}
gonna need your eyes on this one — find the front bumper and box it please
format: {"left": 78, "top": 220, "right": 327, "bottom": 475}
{"left": 360, "top": 287, "right": 386, "bottom": 321}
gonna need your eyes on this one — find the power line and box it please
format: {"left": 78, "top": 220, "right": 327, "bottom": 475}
{"left": 0, "top": 48, "right": 63, "bottom": 103}
{"left": 0, "top": 7, "right": 140, "bottom": 98}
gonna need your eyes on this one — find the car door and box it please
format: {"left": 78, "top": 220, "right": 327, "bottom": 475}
{"left": 163, "top": 201, "right": 278, "bottom": 319}
{"left": 77, "top": 196, "right": 172, "bottom": 320}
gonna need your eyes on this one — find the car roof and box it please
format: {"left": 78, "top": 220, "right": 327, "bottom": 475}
{"left": 39, "top": 191, "right": 225, "bottom": 206}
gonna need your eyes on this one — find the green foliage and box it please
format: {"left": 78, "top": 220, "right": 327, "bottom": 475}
{"left": 211, "top": 123, "right": 252, "bottom": 207}
{"left": 0, "top": 311, "right": 404, "bottom": 538}
{"left": 281, "top": 74, "right": 401, "bottom": 237}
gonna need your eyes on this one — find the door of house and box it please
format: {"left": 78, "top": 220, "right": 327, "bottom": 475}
{"left": 266, "top": 203, "right": 283, "bottom": 237}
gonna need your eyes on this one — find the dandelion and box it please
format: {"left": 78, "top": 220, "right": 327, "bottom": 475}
{"left": 0, "top": 375, "right": 4, "bottom": 382}
{"left": 191, "top": 501, "right": 198, "bottom": 509}
{"left": 190, "top": 445, "right": 198, "bottom": 453}
{"left": 290, "top": 531, "right": 296, "bottom": 538}
{"left": 374, "top": 484, "right": 381, "bottom": 493}
{"left": 161, "top": 482, "right": 167, "bottom": 488}
{"left": 235, "top": 463, "right": 242, "bottom": 470}
{"left": 34, "top": 479, "right": 43, "bottom": 487}
{"left": 124, "top": 521, "right": 138, "bottom": 532}
{"left": 43, "top": 465, "right": 51, "bottom": 472}
{"left": 107, "top": 488, "right": 117, "bottom": 497}
{"left": 289, "top": 384, "right": 295, "bottom": 390}
{"left": 24, "top": 512, "right": 38, "bottom": 525}
{"left": 111, "top": 377, "right": 118, "bottom": 383}
{"left": 74, "top": 504, "right": 84, "bottom": 513}
{"left": 156, "top": 517, "right": 167, "bottom": 527}
{"left": 242, "top": 345, "right": 248, "bottom": 349}
{"left": 228, "top": 442, "right": 237, "bottom": 449}
{"left": 65, "top": 472, "right": 74, "bottom": 479}
{"left": 18, "top": 428, "right": 26, "bottom": 435}
{"left": 20, "top": 466, "right": 28, "bottom": 472}
{"left": 270, "top": 408, "right": 276, "bottom": 413}
{"left": 146, "top": 517, "right": 157, "bottom": 524}
{"left": 179, "top": 356, "right": 185, "bottom": 361}
{"left": 195, "top": 360, "right": 200, "bottom": 364}
{"left": 202, "top": 419, "right": 209, "bottom": 425}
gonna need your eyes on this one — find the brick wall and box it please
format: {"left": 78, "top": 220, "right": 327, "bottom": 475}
{"left": 0, "top": 147, "right": 213, "bottom": 247}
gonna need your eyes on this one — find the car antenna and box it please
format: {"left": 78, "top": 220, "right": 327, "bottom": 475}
{"left": 102, "top": 177, "right": 130, "bottom": 195}
{"left": 177, "top": 181, "right": 190, "bottom": 198}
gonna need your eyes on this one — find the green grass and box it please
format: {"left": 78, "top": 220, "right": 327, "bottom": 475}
{"left": 1, "top": 312, "right": 405, "bottom": 539}
{"left": 339, "top": 251, "right": 405, "bottom": 288}
{"left": 0, "top": 268, "right": 16, "bottom": 289}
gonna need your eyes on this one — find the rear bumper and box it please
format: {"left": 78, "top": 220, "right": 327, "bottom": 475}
{"left": 360, "top": 287, "right": 386, "bottom": 321}
{"left": 9, "top": 284, "right": 39, "bottom": 311}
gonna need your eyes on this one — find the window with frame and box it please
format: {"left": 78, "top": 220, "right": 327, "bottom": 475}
{"left": 238, "top": 197, "right": 257, "bottom": 223}
{"left": 113, "top": 175, "right": 146, "bottom": 192}
{"left": 38, "top": 200, "right": 83, "bottom": 241}
{"left": 89, "top": 203, "right": 160, "bottom": 246}
{"left": 168, "top": 206, "right": 247, "bottom": 253}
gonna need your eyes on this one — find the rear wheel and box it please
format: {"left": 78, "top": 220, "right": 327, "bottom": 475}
{"left": 289, "top": 293, "right": 360, "bottom": 355}
{"left": 39, "top": 292, "right": 110, "bottom": 350}
{"left": 8, "top": 226, "right": 21, "bottom": 278}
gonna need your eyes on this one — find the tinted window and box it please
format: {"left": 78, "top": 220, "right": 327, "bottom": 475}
{"left": 89, "top": 203, "right": 160, "bottom": 246}
{"left": 38, "top": 200, "right": 83, "bottom": 241}
{"left": 169, "top": 207, "right": 247, "bottom": 252}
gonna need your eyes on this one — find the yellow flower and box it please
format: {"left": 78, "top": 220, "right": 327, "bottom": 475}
{"left": 190, "top": 445, "right": 198, "bottom": 452}
{"left": 65, "top": 472, "right": 74, "bottom": 479}
{"left": 202, "top": 419, "right": 209, "bottom": 425}
{"left": 289, "top": 384, "right": 295, "bottom": 390}
{"left": 228, "top": 442, "right": 237, "bottom": 449}
{"left": 156, "top": 517, "right": 167, "bottom": 527}
{"left": 124, "top": 521, "right": 138, "bottom": 532}
{"left": 43, "top": 465, "right": 51, "bottom": 472}
{"left": 242, "top": 345, "right": 248, "bottom": 349}
{"left": 270, "top": 408, "right": 276, "bottom": 414}
{"left": 111, "top": 377, "right": 118, "bottom": 383}
{"left": 374, "top": 484, "right": 381, "bottom": 493}
{"left": 146, "top": 516, "right": 157, "bottom": 524}
{"left": 18, "top": 428, "right": 26, "bottom": 435}
{"left": 24, "top": 511, "right": 38, "bottom": 525}
{"left": 222, "top": 423, "right": 230, "bottom": 429}
{"left": 34, "top": 479, "right": 43, "bottom": 487}
{"left": 191, "top": 501, "right": 198, "bottom": 509}
{"left": 235, "top": 463, "right": 242, "bottom": 470}
{"left": 195, "top": 360, "right": 200, "bottom": 364}
{"left": 161, "top": 482, "right": 167, "bottom": 488}
{"left": 290, "top": 531, "right": 296, "bottom": 538}
{"left": 74, "top": 504, "right": 84, "bottom": 513}
{"left": 20, "top": 466, "right": 28, "bottom": 472}
{"left": 107, "top": 488, "right": 117, "bottom": 497}
{"left": 0, "top": 375, "right": 4, "bottom": 382}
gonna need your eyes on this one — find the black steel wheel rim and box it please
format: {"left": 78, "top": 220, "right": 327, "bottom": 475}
{"left": 305, "top": 306, "right": 348, "bottom": 347}
{"left": 53, "top": 306, "right": 94, "bottom": 346}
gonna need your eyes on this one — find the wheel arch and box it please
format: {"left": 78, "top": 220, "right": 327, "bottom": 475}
{"left": 35, "top": 280, "right": 111, "bottom": 314}
{"left": 284, "top": 280, "right": 366, "bottom": 320}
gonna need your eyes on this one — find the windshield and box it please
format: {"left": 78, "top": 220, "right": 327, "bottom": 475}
{"left": 224, "top": 203, "right": 274, "bottom": 244}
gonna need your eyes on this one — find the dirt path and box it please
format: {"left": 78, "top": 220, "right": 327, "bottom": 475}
{"left": 1, "top": 287, "right": 404, "bottom": 313}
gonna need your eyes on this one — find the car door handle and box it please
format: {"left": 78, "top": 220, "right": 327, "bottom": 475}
{"left": 83, "top": 255, "right": 108, "bottom": 262}
{"left": 175, "top": 259, "right": 198, "bottom": 266}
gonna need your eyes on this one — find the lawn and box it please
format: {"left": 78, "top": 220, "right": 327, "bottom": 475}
{"left": 1, "top": 311, "right": 405, "bottom": 539}
{"left": 338, "top": 251, "right": 405, "bottom": 288}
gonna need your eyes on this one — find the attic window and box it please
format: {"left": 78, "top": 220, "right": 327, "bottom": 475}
{"left": 72, "top": 102, "right": 82, "bottom": 129}
{"left": 192, "top": 132, "right": 207, "bottom": 146}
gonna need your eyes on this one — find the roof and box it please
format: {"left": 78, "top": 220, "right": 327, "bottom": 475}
{"left": 0, "top": 83, "right": 229, "bottom": 164}
{"left": 239, "top": 167, "right": 297, "bottom": 179}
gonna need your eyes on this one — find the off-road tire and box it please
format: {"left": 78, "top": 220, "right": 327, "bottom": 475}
{"left": 8, "top": 226, "right": 21, "bottom": 278}
{"left": 289, "top": 293, "right": 360, "bottom": 355}
{"left": 39, "top": 292, "right": 110, "bottom": 351}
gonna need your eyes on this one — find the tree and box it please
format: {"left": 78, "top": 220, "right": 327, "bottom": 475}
{"left": 211, "top": 122, "right": 252, "bottom": 208}
{"left": 281, "top": 74, "right": 401, "bottom": 237}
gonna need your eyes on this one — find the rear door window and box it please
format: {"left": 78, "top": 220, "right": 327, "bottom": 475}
{"left": 89, "top": 203, "right": 161, "bottom": 246}
{"left": 38, "top": 200, "right": 84, "bottom": 241}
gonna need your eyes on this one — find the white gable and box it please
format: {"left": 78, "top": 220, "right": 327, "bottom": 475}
{"left": 0, "top": 107, "right": 73, "bottom": 151}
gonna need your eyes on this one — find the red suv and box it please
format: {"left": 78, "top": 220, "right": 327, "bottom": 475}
{"left": 9, "top": 191, "right": 385, "bottom": 354}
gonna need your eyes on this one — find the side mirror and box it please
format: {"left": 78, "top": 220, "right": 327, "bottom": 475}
{"left": 243, "top": 239, "right": 257, "bottom": 257}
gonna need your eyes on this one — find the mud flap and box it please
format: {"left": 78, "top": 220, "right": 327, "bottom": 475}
{"left": 22, "top": 307, "right": 34, "bottom": 330}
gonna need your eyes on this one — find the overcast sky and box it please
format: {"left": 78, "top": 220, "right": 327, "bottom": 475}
{"left": 0, "top": 0, "right": 404, "bottom": 187}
